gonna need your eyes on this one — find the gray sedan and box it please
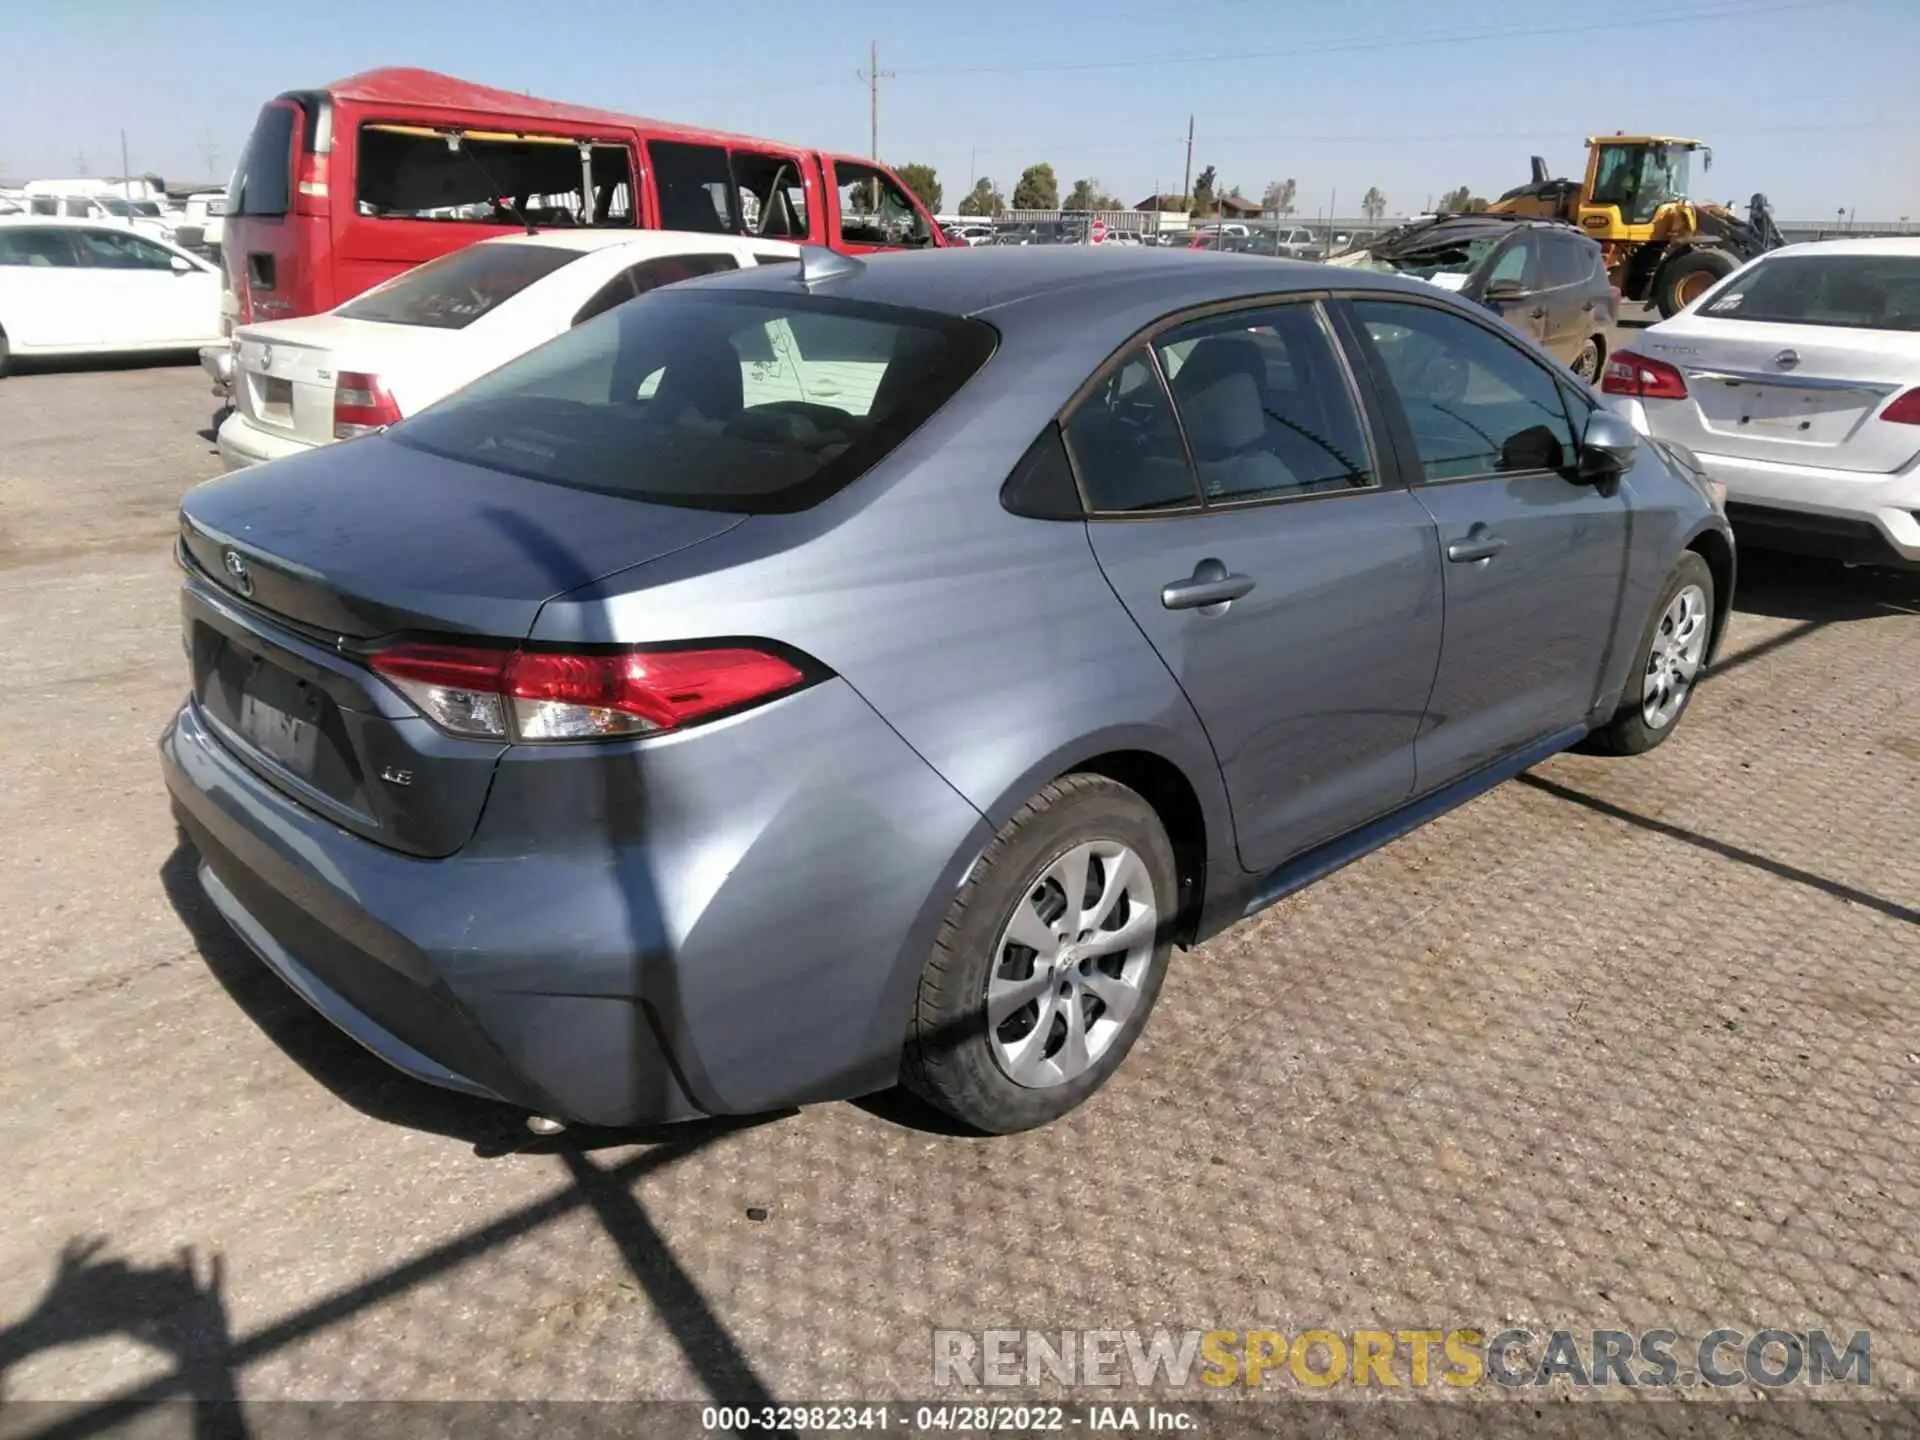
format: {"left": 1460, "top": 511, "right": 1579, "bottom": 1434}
{"left": 162, "top": 246, "right": 1734, "bottom": 1134}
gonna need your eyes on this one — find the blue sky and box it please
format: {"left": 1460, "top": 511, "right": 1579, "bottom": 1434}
{"left": 4, "top": 0, "right": 1915, "bottom": 219}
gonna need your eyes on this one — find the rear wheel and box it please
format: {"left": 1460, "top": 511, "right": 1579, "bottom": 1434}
{"left": 1654, "top": 249, "right": 1738, "bottom": 317}
{"left": 0, "top": 325, "right": 11, "bottom": 379}
{"left": 902, "top": 774, "right": 1177, "bottom": 1133}
{"left": 1586, "top": 553, "right": 1715, "bottom": 756}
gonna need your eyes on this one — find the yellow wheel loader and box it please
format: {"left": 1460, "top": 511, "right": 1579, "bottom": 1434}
{"left": 1489, "top": 135, "right": 1785, "bottom": 318}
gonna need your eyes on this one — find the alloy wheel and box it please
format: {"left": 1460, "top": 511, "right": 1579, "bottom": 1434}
{"left": 1642, "top": 583, "right": 1710, "bottom": 729}
{"left": 986, "top": 840, "right": 1158, "bottom": 1089}
{"left": 1571, "top": 338, "right": 1602, "bottom": 382}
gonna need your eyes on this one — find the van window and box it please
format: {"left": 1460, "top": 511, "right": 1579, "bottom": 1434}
{"left": 392, "top": 290, "right": 996, "bottom": 513}
{"left": 354, "top": 126, "right": 634, "bottom": 227}
{"left": 337, "top": 242, "right": 583, "bottom": 329}
{"left": 731, "top": 151, "right": 810, "bottom": 240}
{"left": 650, "top": 142, "right": 735, "bottom": 233}
{"left": 231, "top": 102, "right": 296, "bottom": 217}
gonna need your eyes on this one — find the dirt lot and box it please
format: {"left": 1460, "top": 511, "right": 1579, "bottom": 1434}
{"left": 1, "top": 358, "right": 1916, "bottom": 1422}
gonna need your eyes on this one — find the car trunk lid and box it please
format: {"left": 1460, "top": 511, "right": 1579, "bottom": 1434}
{"left": 177, "top": 439, "right": 745, "bottom": 855}
{"left": 232, "top": 317, "right": 463, "bottom": 445}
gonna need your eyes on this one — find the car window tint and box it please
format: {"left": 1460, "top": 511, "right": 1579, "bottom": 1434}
{"left": 72, "top": 229, "right": 175, "bottom": 269}
{"left": 391, "top": 290, "right": 994, "bottom": 514}
{"left": 1064, "top": 349, "right": 1199, "bottom": 513}
{"left": 571, "top": 252, "right": 739, "bottom": 326}
{"left": 0, "top": 228, "right": 79, "bottom": 266}
{"left": 1155, "top": 304, "right": 1373, "bottom": 501}
{"left": 1539, "top": 235, "right": 1590, "bottom": 289}
{"left": 1354, "top": 299, "right": 1576, "bottom": 480}
{"left": 1486, "top": 237, "right": 1533, "bottom": 287}
{"left": 1697, "top": 253, "right": 1920, "bottom": 332}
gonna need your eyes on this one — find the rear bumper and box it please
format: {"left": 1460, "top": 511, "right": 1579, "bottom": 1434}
{"left": 216, "top": 411, "right": 319, "bottom": 471}
{"left": 160, "top": 678, "right": 990, "bottom": 1128}
{"left": 1612, "top": 397, "right": 1920, "bottom": 565}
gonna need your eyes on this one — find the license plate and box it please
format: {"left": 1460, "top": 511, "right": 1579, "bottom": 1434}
{"left": 238, "top": 690, "right": 319, "bottom": 778}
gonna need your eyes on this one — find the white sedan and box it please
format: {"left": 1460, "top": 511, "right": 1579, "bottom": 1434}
{"left": 215, "top": 231, "right": 801, "bottom": 470}
{"left": 0, "top": 218, "right": 222, "bottom": 374}
{"left": 1604, "top": 237, "right": 1920, "bottom": 568}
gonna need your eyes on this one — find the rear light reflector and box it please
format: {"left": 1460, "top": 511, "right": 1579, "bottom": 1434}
{"left": 1601, "top": 350, "right": 1689, "bottom": 400}
{"left": 1879, "top": 388, "right": 1920, "bottom": 425}
{"left": 333, "top": 371, "right": 403, "bottom": 439}
{"left": 369, "top": 642, "right": 812, "bottom": 742}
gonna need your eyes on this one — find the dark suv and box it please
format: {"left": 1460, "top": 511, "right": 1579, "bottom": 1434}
{"left": 1331, "top": 216, "right": 1617, "bottom": 380}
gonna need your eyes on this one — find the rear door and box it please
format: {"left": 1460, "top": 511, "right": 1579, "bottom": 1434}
{"left": 1345, "top": 295, "right": 1629, "bottom": 793}
{"left": 0, "top": 226, "right": 94, "bottom": 346}
{"left": 1077, "top": 302, "right": 1445, "bottom": 872}
{"left": 1535, "top": 231, "right": 1600, "bottom": 362}
{"left": 1633, "top": 250, "right": 1920, "bottom": 474}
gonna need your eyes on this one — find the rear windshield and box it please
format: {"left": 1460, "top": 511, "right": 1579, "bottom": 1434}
{"left": 337, "top": 243, "right": 581, "bottom": 329}
{"left": 390, "top": 288, "right": 996, "bottom": 513}
{"left": 1699, "top": 253, "right": 1920, "bottom": 332}
{"left": 230, "top": 103, "right": 295, "bottom": 218}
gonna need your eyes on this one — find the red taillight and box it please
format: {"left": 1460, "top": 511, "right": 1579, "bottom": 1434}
{"left": 369, "top": 642, "right": 810, "bottom": 742}
{"left": 333, "top": 371, "right": 403, "bottom": 439}
{"left": 1601, "top": 349, "right": 1689, "bottom": 401}
{"left": 1879, "top": 388, "right": 1920, "bottom": 425}
{"left": 294, "top": 153, "right": 330, "bottom": 218}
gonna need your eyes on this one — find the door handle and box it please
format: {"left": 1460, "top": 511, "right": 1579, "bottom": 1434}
{"left": 1529, "top": 306, "right": 1547, "bottom": 319}
{"left": 1161, "top": 558, "right": 1255, "bottom": 612}
{"left": 1446, "top": 530, "right": 1508, "bottom": 564}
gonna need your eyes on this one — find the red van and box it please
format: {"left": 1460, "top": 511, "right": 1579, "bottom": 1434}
{"left": 220, "top": 67, "right": 946, "bottom": 327}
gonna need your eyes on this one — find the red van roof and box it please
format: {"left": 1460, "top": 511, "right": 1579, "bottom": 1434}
{"left": 320, "top": 68, "right": 784, "bottom": 151}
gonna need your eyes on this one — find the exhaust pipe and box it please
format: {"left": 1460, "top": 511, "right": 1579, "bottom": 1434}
{"left": 525, "top": 1115, "right": 566, "bottom": 1136}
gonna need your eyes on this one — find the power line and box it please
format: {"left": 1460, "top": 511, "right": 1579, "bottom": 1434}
{"left": 899, "top": 0, "right": 1847, "bottom": 76}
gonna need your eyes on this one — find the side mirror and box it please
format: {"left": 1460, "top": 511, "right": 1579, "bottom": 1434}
{"left": 1482, "top": 278, "right": 1529, "bottom": 302}
{"left": 1578, "top": 408, "right": 1639, "bottom": 481}
{"left": 170, "top": 255, "right": 194, "bottom": 275}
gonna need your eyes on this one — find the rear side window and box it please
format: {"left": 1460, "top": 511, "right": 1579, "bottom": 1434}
{"left": 391, "top": 290, "right": 996, "bottom": 513}
{"left": 1539, "top": 235, "right": 1592, "bottom": 289}
{"left": 650, "top": 142, "right": 735, "bottom": 233}
{"left": 1353, "top": 298, "right": 1576, "bottom": 480}
{"left": 1156, "top": 304, "right": 1374, "bottom": 501}
{"left": 338, "top": 243, "right": 581, "bottom": 329}
{"left": 0, "top": 228, "right": 79, "bottom": 267}
{"left": 231, "top": 103, "right": 295, "bottom": 217}
{"left": 355, "top": 127, "right": 634, "bottom": 227}
{"left": 1699, "top": 254, "right": 1920, "bottom": 332}
{"left": 571, "top": 251, "right": 739, "bottom": 326}
{"left": 1065, "top": 349, "right": 1199, "bottom": 513}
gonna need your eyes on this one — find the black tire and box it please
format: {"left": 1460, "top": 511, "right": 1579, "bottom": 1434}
{"left": 1570, "top": 333, "right": 1605, "bottom": 384}
{"left": 1586, "top": 552, "right": 1716, "bottom": 756}
{"left": 902, "top": 773, "right": 1178, "bottom": 1133}
{"left": 0, "top": 325, "right": 10, "bottom": 379}
{"left": 1654, "top": 249, "right": 1737, "bottom": 317}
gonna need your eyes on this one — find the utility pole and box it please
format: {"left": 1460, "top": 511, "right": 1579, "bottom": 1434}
{"left": 73, "top": 149, "right": 89, "bottom": 176}
{"left": 857, "top": 41, "right": 894, "bottom": 162}
{"left": 121, "top": 130, "right": 132, "bottom": 202}
{"left": 1180, "top": 115, "right": 1194, "bottom": 207}
{"left": 201, "top": 141, "right": 221, "bottom": 183}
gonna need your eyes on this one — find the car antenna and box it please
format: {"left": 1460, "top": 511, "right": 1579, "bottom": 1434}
{"left": 443, "top": 132, "right": 536, "bottom": 235}
{"left": 797, "top": 244, "right": 864, "bottom": 288}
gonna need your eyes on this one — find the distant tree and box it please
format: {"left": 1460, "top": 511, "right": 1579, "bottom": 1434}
{"left": 958, "top": 177, "right": 1005, "bottom": 217}
{"left": 1013, "top": 163, "right": 1060, "bottom": 211}
{"left": 1262, "top": 178, "right": 1298, "bottom": 217}
{"left": 894, "top": 163, "right": 941, "bottom": 214}
{"left": 1191, "top": 164, "right": 1218, "bottom": 216}
{"left": 1463, "top": 194, "right": 1490, "bottom": 212}
{"left": 1066, "top": 177, "right": 1123, "bottom": 211}
{"left": 1439, "top": 185, "right": 1472, "bottom": 213}
{"left": 1362, "top": 187, "right": 1387, "bottom": 221}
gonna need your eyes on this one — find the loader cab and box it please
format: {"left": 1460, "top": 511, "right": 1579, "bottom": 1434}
{"left": 1580, "top": 137, "right": 1703, "bottom": 236}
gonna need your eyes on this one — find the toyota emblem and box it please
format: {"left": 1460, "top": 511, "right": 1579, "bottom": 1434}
{"left": 222, "top": 549, "right": 254, "bottom": 598}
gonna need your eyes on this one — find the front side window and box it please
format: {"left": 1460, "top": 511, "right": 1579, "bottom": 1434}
{"left": 1064, "top": 349, "right": 1198, "bottom": 513}
{"left": 0, "top": 228, "right": 79, "bottom": 267}
{"left": 355, "top": 126, "right": 633, "bottom": 227}
{"left": 1697, "top": 254, "right": 1920, "bottom": 333}
{"left": 1353, "top": 298, "right": 1576, "bottom": 481}
{"left": 571, "top": 251, "right": 739, "bottom": 326}
{"left": 650, "top": 141, "right": 734, "bottom": 234}
{"left": 338, "top": 242, "right": 581, "bottom": 329}
{"left": 833, "top": 162, "right": 932, "bottom": 248}
{"left": 1155, "top": 304, "right": 1374, "bottom": 501}
{"left": 1484, "top": 236, "right": 1536, "bottom": 288}
{"left": 72, "top": 229, "right": 177, "bottom": 270}
{"left": 392, "top": 290, "right": 995, "bottom": 513}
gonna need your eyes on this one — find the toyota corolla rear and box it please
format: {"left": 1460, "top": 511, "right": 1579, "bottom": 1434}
{"left": 163, "top": 280, "right": 999, "bottom": 1126}
{"left": 1604, "top": 243, "right": 1920, "bottom": 567}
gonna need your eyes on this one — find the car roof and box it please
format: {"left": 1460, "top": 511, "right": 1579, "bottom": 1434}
{"left": 695, "top": 244, "right": 1430, "bottom": 326}
{"left": 0, "top": 215, "right": 170, "bottom": 232}
{"left": 467, "top": 228, "right": 800, "bottom": 257}
{"left": 1762, "top": 237, "right": 1920, "bottom": 260}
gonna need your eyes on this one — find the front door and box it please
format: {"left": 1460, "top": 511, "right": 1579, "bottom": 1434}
{"left": 1345, "top": 296, "right": 1631, "bottom": 793}
{"left": 1075, "top": 303, "right": 1445, "bottom": 873}
{"left": 67, "top": 228, "right": 197, "bottom": 344}
{"left": 1479, "top": 232, "right": 1547, "bottom": 347}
